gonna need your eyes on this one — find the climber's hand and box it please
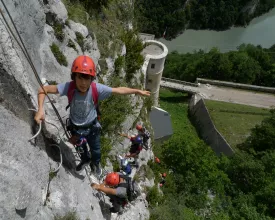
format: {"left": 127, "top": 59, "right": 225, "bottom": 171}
{"left": 34, "top": 109, "right": 45, "bottom": 124}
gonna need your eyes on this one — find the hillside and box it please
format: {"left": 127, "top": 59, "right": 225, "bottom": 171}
{"left": 163, "top": 44, "right": 275, "bottom": 87}
{"left": 148, "top": 89, "right": 275, "bottom": 219}
{"left": 135, "top": 0, "right": 275, "bottom": 39}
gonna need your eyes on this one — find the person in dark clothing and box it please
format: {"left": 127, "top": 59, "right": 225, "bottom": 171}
{"left": 91, "top": 172, "right": 127, "bottom": 213}
{"left": 120, "top": 134, "right": 143, "bottom": 168}
{"left": 136, "top": 123, "right": 151, "bottom": 150}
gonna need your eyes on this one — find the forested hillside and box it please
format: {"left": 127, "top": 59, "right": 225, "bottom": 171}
{"left": 163, "top": 44, "right": 275, "bottom": 87}
{"left": 135, "top": 0, "right": 275, "bottom": 39}
{"left": 148, "top": 90, "right": 275, "bottom": 219}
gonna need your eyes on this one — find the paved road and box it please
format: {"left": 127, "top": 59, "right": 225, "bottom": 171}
{"left": 160, "top": 80, "right": 275, "bottom": 109}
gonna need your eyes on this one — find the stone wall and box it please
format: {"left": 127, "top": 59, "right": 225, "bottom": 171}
{"left": 162, "top": 77, "right": 199, "bottom": 87}
{"left": 189, "top": 95, "right": 234, "bottom": 156}
{"left": 197, "top": 78, "right": 275, "bottom": 94}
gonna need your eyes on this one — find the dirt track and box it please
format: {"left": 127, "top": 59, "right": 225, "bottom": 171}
{"left": 198, "top": 84, "right": 275, "bottom": 109}
{"left": 160, "top": 80, "right": 275, "bottom": 108}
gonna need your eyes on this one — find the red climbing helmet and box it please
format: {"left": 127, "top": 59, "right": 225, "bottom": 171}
{"left": 136, "top": 124, "right": 143, "bottom": 131}
{"left": 162, "top": 173, "right": 167, "bottom": 177}
{"left": 71, "top": 55, "right": 96, "bottom": 76}
{"left": 105, "top": 172, "right": 120, "bottom": 186}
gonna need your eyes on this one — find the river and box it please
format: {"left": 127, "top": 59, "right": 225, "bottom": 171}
{"left": 159, "top": 7, "right": 275, "bottom": 53}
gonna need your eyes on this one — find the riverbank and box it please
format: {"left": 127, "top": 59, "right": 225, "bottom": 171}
{"left": 159, "top": 7, "right": 275, "bottom": 53}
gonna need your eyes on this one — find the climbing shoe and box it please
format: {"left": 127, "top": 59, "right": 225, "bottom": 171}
{"left": 75, "top": 159, "right": 91, "bottom": 172}
{"left": 109, "top": 207, "right": 118, "bottom": 213}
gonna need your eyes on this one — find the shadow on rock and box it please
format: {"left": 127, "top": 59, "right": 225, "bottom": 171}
{"left": 44, "top": 138, "right": 87, "bottom": 180}
{"left": 96, "top": 193, "right": 111, "bottom": 220}
{"left": 15, "top": 208, "right": 27, "bottom": 218}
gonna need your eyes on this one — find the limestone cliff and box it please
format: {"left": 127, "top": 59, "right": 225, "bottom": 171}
{"left": 0, "top": 0, "right": 151, "bottom": 219}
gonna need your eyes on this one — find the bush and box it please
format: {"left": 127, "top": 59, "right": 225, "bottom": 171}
{"left": 50, "top": 43, "right": 68, "bottom": 66}
{"left": 65, "top": 19, "right": 70, "bottom": 27}
{"left": 146, "top": 186, "right": 163, "bottom": 206}
{"left": 63, "top": 0, "right": 88, "bottom": 24}
{"left": 142, "top": 165, "right": 154, "bottom": 180}
{"left": 49, "top": 170, "right": 57, "bottom": 181}
{"left": 53, "top": 21, "right": 65, "bottom": 42}
{"left": 100, "top": 136, "right": 112, "bottom": 167}
{"left": 149, "top": 198, "right": 200, "bottom": 220}
{"left": 67, "top": 39, "right": 78, "bottom": 52}
{"left": 75, "top": 32, "right": 85, "bottom": 52}
{"left": 111, "top": 157, "right": 120, "bottom": 172}
{"left": 114, "top": 55, "right": 125, "bottom": 75}
{"left": 143, "top": 96, "right": 153, "bottom": 112}
{"left": 120, "top": 30, "right": 144, "bottom": 83}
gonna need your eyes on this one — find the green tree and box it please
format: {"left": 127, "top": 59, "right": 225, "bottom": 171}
{"left": 161, "top": 136, "right": 230, "bottom": 209}
{"left": 120, "top": 30, "right": 144, "bottom": 83}
{"left": 256, "top": 182, "right": 275, "bottom": 217}
{"left": 228, "top": 51, "right": 261, "bottom": 84}
{"left": 240, "top": 109, "right": 275, "bottom": 153}
{"left": 223, "top": 152, "right": 266, "bottom": 193}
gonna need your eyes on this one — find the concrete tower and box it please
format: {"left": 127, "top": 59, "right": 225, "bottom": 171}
{"left": 141, "top": 39, "right": 168, "bottom": 106}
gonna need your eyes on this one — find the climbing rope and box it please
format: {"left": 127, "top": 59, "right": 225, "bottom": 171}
{"left": 28, "top": 122, "right": 42, "bottom": 141}
{"left": 28, "top": 108, "right": 63, "bottom": 173}
{"left": 0, "top": 1, "right": 95, "bottom": 184}
{"left": 0, "top": 0, "right": 69, "bottom": 139}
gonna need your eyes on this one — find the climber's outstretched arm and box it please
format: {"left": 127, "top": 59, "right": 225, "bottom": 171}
{"left": 112, "top": 87, "right": 150, "bottom": 96}
{"left": 91, "top": 183, "right": 117, "bottom": 195}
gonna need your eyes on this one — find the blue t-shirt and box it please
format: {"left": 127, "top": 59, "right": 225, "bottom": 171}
{"left": 57, "top": 82, "right": 112, "bottom": 126}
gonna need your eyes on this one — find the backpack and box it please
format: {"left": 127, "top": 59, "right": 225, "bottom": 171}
{"left": 66, "top": 81, "right": 101, "bottom": 119}
{"left": 119, "top": 174, "right": 140, "bottom": 202}
{"left": 120, "top": 159, "right": 132, "bottom": 175}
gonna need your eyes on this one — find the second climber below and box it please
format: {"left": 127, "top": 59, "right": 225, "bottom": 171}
{"left": 34, "top": 55, "right": 150, "bottom": 176}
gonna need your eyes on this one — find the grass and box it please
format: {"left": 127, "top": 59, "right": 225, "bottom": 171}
{"left": 147, "top": 89, "right": 200, "bottom": 192}
{"left": 50, "top": 43, "right": 68, "bottom": 66}
{"left": 53, "top": 21, "right": 65, "bottom": 42}
{"left": 114, "top": 55, "right": 125, "bottom": 75}
{"left": 62, "top": 0, "right": 124, "bottom": 58}
{"left": 49, "top": 170, "right": 57, "bottom": 181}
{"left": 159, "top": 89, "right": 196, "bottom": 139}
{"left": 54, "top": 212, "right": 79, "bottom": 220}
{"left": 205, "top": 100, "right": 270, "bottom": 148}
{"left": 136, "top": 164, "right": 154, "bottom": 181}
{"left": 100, "top": 136, "right": 112, "bottom": 167}
{"left": 152, "top": 88, "right": 199, "bottom": 160}
{"left": 67, "top": 39, "right": 78, "bottom": 52}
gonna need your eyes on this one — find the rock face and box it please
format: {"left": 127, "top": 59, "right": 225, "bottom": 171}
{"left": 0, "top": 44, "right": 104, "bottom": 219}
{"left": 0, "top": 0, "right": 151, "bottom": 219}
